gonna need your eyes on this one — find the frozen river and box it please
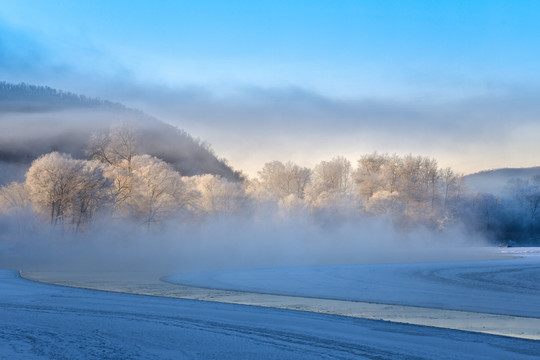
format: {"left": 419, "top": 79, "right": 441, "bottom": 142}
{"left": 2, "top": 269, "right": 538, "bottom": 359}
{"left": 22, "top": 247, "right": 540, "bottom": 340}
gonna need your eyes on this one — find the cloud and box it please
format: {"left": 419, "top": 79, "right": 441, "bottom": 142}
{"left": 3, "top": 18, "right": 539, "bottom": 145}
{"left": 92, "top": 81, "right": 540, "bottom": 175}
{"left": 2, "top": 19, "right": 540, "bottom": 175}
{"left": 100, "top": 81, "right": 540, "bottom": 138}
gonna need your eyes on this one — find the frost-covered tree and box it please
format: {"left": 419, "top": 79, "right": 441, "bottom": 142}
{"left": 364, "top": 190, "right": 403, "bottom": 215}
{"left": 381, "top": 154, "right": 401, "bottom": 194}
{"left": 354, "top": 152, "right": 388, "bottom": 200}
{"left": 440, "top": 167, "right": 464, "bottom": 217}
{"left": 306, "top": 156, "right": 356, "bottom": 210}
{"left": 123, "top": 155, "right": 199, "bottom": 225}
{"left": 396, "top": 154, "right": 427, "bottom": 204}
{"left": 184, "top": 174, "right": 248, "bottom": 215}
{"left": 102, "top": 164, "right": 133, "bottom": 211}
{"left": 0, "top": 182, "right": 30, "bottom": 214}
{"left": 257, "top": 161, "right": 311, "bottom": 199}
{"left": 308, "top": 157, "right": 352, "bottom": 195}
{"left": 25, "top": 152, "right": 112, "bottom": 227}
{"left": 353, "top": 153, "right": 465, "bottom": 228}
{"left": 277, "top": 193, "right": 308, "bottom": 213}
{"left": 464, "top": 193, "right": 501, "bottom": 234}
{"left": 520, "top": 185, "right": 540, "bottom": 227}
{"left": 495, "top": 180, "right": 540, "bottom": 242}
{"left": 26, "top": 152, "right": 80, "bottom": 225}
{"left": 70, "top": 160, "right": 113, "bottom": 228}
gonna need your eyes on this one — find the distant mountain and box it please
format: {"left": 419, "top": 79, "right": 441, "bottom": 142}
{"left": 463, "top": 167, "right": 540, "bottom": 195}
{"left": 0, "top": 82, "right": 242, "bottom": 183}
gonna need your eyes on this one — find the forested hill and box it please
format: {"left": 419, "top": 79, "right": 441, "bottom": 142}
{"left": 0, "top": 82, "right": 242, "bottom": 182}
{"left": 464, "top": 167, "right": 540, "bottom": 195}
{"left": 0, "top": 82, "right": 126, "bottom": 113}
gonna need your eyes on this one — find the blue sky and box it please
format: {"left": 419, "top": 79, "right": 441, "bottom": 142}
{"left": 1, "top": 1, "right": 540, "bottom": 174}
{"left": 3, "top": 0, "right": 540, "bottom": 96}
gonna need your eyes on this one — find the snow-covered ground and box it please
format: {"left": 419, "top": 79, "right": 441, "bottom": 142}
{"left": 1, "top": 270, "right": 539, "bottom": 359}
{"left": 165, "top": 246, "right": 540, "bottom": 339}
{"left": 4, "top": 247, "right": 540, "bottom": 358}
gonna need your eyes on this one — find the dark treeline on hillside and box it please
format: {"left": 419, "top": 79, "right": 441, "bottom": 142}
{"left": 0, "top": 82, "right": 126, "bottom": 113}
{"left": 0, "top": 82, "right": 242, "bottom": 180}
{"left": 464, "top": 167, "right": 540, "bottom": 195}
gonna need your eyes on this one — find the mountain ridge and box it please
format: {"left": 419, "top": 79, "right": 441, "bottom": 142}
{"left": 463, "top": 166, "right": 540, "bottom": 195}
{"left": 0, "top": 81, "right": 242, "bottom": 183}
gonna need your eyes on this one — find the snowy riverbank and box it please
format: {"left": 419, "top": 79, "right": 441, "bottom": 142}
{"left": 17, "top": 247, "right": 540, "bottom": 341}
{"left": 2, "top": 269, "right": 539, "bottom": 359}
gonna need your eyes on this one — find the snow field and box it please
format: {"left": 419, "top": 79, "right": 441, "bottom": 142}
{"left": 2, "top": 270, "right": 540, "bottom": 359}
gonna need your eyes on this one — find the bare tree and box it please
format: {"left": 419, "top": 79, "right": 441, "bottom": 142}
{"left": 441, "top": 167, "right": 464, "bottom": 216}
{"left": 87, "top": 125, "right": 137, "bottom": 173}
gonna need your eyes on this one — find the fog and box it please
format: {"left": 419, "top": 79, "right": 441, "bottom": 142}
{"left": 0, "top": 103, "right": 240, "bottom": 181}
{"left": 2, "top": 82, "right": 537, "bottom": 277}
{"left": 0, "top": 208, "right": 490, "bottom": 275}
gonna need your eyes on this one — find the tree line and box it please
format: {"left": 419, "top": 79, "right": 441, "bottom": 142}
{"left": 0, "top": 126, "right": 539, "bottom": 244}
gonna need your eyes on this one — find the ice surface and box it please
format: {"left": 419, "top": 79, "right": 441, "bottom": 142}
{"left": 167, "top": 247, "right": 540, "bottom": 317}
